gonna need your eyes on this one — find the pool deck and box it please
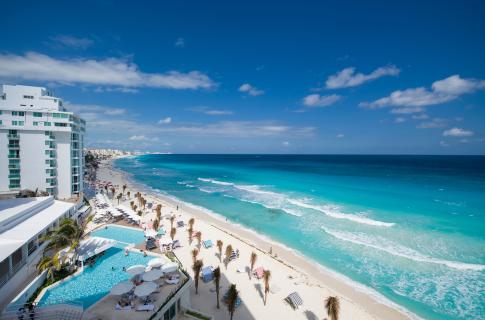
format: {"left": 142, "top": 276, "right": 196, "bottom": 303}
{"left": 82, "top": 270, "right": 189, "bottom": 320}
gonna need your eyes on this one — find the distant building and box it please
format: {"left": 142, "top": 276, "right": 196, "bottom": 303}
{"left": 0, "top": 85, "right": 86, "bottom": 199}
{"left": 0, "top": 196, "right": 79, "bottom": 308}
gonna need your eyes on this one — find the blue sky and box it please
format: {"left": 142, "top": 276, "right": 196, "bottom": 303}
{"left": 1, "top": 1, "right": 485, "bottom": 154}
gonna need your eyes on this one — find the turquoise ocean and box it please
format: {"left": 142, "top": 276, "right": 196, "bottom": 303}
{"left": 115, "top": 154, "right": 485, "bottom": 320}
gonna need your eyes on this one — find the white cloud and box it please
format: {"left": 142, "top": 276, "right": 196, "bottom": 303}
{"left": 394, "top": 117, "right": 406, "bottom": 123}
{"left": 0, "top": 52, "right": 215, "bottom": 90}
{"left": 416, "top": 118, "right": 447, "bottom": 129}
{"left": 336, "top": 134, "right": 345, "bottom": 138}
{"left": 65, "top": 103, "right": 126, "bottom": 117}
{"left": 158, "top": 117, "right": 172, "bottom": 124}
{"left": 302, "top": 94, "right": 341, "bottom": 107}
{"left": 189, "top": 106, "right": 234, "bottom": 115}
{"left": 326, "top": 65, "right": 399, "bottom": 89}
{"left": 49, "top": 35, "right": 94, "bottom": 49}
{"left": 412, "top": 114, "right": 429, "bottom": 120}
{"left": 442, "top": 127, "right": 474, "bottom": 137}
{"left": 129, "top": 135, "right": 159, "bottom": 141}
{"left": 238, "top": 83, "right": 264, "bottom": 96}
{"left": 360, "top": 75, "right": 485, "bottom": 109}
{"left": 390, "top": 107, "right": 425, "bottom": 114}
{"left": 175, "top": 38, "right": 185, "bottom": 48}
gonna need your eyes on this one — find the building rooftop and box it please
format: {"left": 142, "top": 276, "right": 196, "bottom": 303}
{"left": 0, "top": 197, "right": 75, "bottom": 262}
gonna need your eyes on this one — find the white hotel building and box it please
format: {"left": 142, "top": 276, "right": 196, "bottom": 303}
{"left": 0, "top": 85, "right": 86, "bottom": 199}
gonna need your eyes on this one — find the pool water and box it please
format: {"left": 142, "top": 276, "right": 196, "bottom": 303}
{"left": 38, "top": 247, "right": 151, "bottom": 308}
{"left": 91, "top": 224, "right": 146, "bottom": 245}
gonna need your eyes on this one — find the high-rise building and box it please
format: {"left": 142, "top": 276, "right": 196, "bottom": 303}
{"left": 0, "top": 85, "right": 86, "bottom": 199}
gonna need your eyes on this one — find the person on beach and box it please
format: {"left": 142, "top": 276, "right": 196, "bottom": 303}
{"left": 124, "top": 248, "right": 129, "bottom": 256}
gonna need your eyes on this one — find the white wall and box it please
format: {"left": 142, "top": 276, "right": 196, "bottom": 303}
{"left": 19, "top": 131, "right": 46, "bottom": 192}
{"left": 55, "top": 132, "right": 71, "bottom": 199}
{"left": 0, "top": 132, "right": 8, "bottom": 191}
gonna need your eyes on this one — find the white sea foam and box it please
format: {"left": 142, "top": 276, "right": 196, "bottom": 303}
{"left": 197, "top": 178, "right": 234, "bottom": 186}
{"left": 321, "top": 227, "right": 485, "bottom": 271}
{"left": 199, "top": 177, "right": 395, "bottom": 226}
{"left": 288, "top": 199, "right": 395, "bottom": 227}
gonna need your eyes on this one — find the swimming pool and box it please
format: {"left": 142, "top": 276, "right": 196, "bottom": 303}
{"left": 91, "top": 224, "right": 146, "bottom": 245}
{"left": 38, "top": 247, "right": 150, "bottom": 308}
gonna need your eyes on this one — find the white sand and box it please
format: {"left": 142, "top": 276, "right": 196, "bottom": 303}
{"left": 92, "top": 159, "right": 414, "bottom": 320}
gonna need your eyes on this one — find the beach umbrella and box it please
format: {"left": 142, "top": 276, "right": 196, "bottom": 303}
{"left": 147, "top": 257, "right": 166, "bottom": 268}
{"left": 145, "top": 230, "right": 158, "bottom": 238}
{"left": 134, "top": 281, "right": 157, "bottom": 297}
{"left": 110, "top": 281, "right": 134, "bottom": 295}
{"left": 126, "top": 265, "right": 146, "bottom": 275}
{"left": 142, "top": 269, "right": 164, "bottom": 281}
{"left": 161, "top": 262, "right": 178, "bottom": 274}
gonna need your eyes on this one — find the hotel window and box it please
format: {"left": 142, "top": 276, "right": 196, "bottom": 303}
{"left": 55, "top": 122, "right": 67, "bottom": 127}
{"left": 12, "top": 120, "right": 24, "bottom": 126}
{"left": 33, "top": 112, "right": 43, "bottom": 117}
{"left": 23, "top": 95, "right": 34, "bottom": 99}
{"left": 0, "top": 120, "right": 2, "bottom": 125}
{"left": 44, "top": 121, "right": 51, "bottom": 126}
{"left": 33, "top": 121, "right": 39, "bottom": 126}
{"left": 12, "top": 111, "right": 25, "bottom": 116}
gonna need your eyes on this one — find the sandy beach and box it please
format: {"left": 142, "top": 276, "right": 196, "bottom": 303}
{"left": 92, "top": 158, "right": 414, "bottom": 320}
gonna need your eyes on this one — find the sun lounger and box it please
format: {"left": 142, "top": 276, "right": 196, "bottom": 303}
{"left": 253, "top": 266, "right": 264, "bottom": 279}
{"left": 136, "top": 304, "right": 154, "bottom": 311}
{"left": 203, "top": 240, "right": 213, "bottom": 248}
{"left": 115, "top": 304, "right": 132, "bottom": 311}
{"left": 285, "top": 292, "right": 303, "bottom": 310}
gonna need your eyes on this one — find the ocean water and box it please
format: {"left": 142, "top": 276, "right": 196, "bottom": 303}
{"left": 115, "top": 154, "right": 485, "bottom": 320}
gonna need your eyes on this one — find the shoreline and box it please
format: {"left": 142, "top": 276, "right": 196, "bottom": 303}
{"left": 100, "top": 157, "right": 416, "bottom": 320}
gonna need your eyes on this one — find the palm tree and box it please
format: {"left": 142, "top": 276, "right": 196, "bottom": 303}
{"left": 325, "top": 296, "right": 340, "bottom": 320}
{"left": 127, "top": 191, "right": 131, "bottom": 199}
{"left": 122, "top": 184, "right": 127, "bottom": 195}
{"left": 250, "top": 252, "right": 257, "bottom": 279}
{"left": 155, "top": 204, "right": 162, "bottom": 220}
{"left": 37, "top": 253, "right": 61, "bottom": 281}
{"left": 188, "top": 217, "right": 195, "bottom": 229}
{"left": 263, "top": 270, "right": 271, "bottom": 305}
{"left": 188, "top": 227, "right": 194, "bottom": 244}
{"left": 192, "top": 259, "right": 203, "bottom": 294}
{"left": 227, "top": 284, "right": 239, "bottom": 320}
{"left": 170, "top": 215, "right": 175, "bottom": 229}
{"left": 170, "top": 227, "right": 177, "bottom": 241}
{"left": 137, "top": 210, "right": 143, "bottom": 216}
{"left": 213, "top": 266, "right": 221, "bottom": 309}
{"left": 130, "top": 201, "right": 134, "bottom": 210}
{"left": 43, "top": 218, "right": 82, "bottom": 252}
{"left": 195, "top": 231, "right": 202, "bottom": 248}
{"left": 133, "top": 204, "right": 138, "bottom": 212}
{"left": 225, "top": 244, "right": 233, "bottom": 269}
{"left": 116, "top": 192, "right": 122, "bottom": 204}
{"left": 216, "top": 240, "right": 223, "bottom": 263}
{"left": 153, "top": 218, "right": 160, "bottom": 231}
{"left": 191, "top": 248, "right": 199, "bottom": 263}
{"left": 110, "top": 187, "right": 115, "bottom": 196}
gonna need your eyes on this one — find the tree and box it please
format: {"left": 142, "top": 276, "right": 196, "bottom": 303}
{"left": 155, "top": 204, "right": 162, "bottom": 220}
{"left": 325, "top": 296, "right": 340, "bottom": 320}
{"left": 227, "top": 284, "right": 239, "bottom": 320}
{"left": 37, "top": 254, "right": 61, "bottom": 281}
{"left": 213, "top": 266, "right": 221, "bottom": 309}
{"left": 122, "top": 184, "right": 127, "bottom": 195}
{"left": 170, "top": 227, "right": 177, "bottom": 241}
{"left": 110, "top": 187, "right": 115, "bottom": 196}
{"left": 188, "top": 227, "right": 194, "bottom": 244}
{"left": 43, "top": 218, "right": 82, "bottom": 253}
{"left": 116, "top": 193, "right": 122, "bottom": 204}
{"left": 192, "top": 248, "right": 199, "bottom": 263}
{"left": 250, "top": 252, "right": 257, "bottom": 279}
{"left": 216, "top": 240, "right": 223, "bottom": 263}
{"left": 225, "top": 245, "right": 233, "bottom": 269}
{"left": 188, "top": 217, "right": 195, "bottom": 229}
{"left": 137, "top": 210, "right": 143, "bottom": 216}
{"left": 170, "top": 215, "right": 175, "bottom": 229}
{"left": 127, "top": 191, "right": 131, "bottom": 199}
{"left": 195, "top": 231, "right": 202, "bottom": 248}
{"left": 130, "top": 201, "right": 134, "bottom": 210}
{"left": 263, "top": 270, "right": 271, "bottom": 305}
{"left": 192, "top": 259, "right": 203, "bottom": 294}
{"left": 153, "top": 218, "right": 160, "bottom": 231}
